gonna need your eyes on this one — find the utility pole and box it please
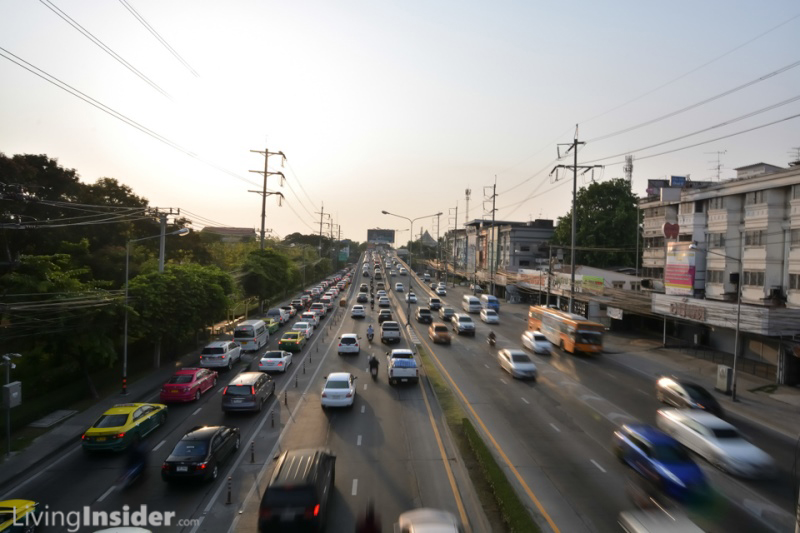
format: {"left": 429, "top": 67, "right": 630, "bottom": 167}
{"left": 145, "top": 207, "right": 181, "bottom": 273}
{"left": 484, "top": 180, "right": 498, "bottom": 296}
{"left": 315, "top": 204, "right": 328, "bottom": 256}
{"left": 249, "top": 147, "right": 286, "bottom": 250}
{"left": 435, "top": 213, "right": 441, "bottom": 275}
{"left": 450, "top": 204, "right": 458, "bottom": 287}
{"left": 550, "top": 125, "right": 601, "bottom": 314}
{"left": 465, "top": 188, "right": 471, "bottom": 226}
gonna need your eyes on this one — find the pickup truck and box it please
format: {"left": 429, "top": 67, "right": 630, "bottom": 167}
{"left": 386, "top": 349, "right": 419, "bottom": 385}
{"left": 380, "top": 321, "right": 401, "bottom": 344}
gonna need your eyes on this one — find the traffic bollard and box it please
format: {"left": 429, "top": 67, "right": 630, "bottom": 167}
{"left": 226, "top": 476, "right": 232, "bottom": 504}
{"left": 295, "top": 374, "right": 298, "bottom": 388}
{"left": 303, "top": 361, "right": 306, "bottom": 374}
{"left": 284, "top": 391, "right": 288, "bottom": 406}
{"left": 271, "top": 410, "right": 274, "bottom": 428}
{"left": 250, "top": 441, "right": 255, "bottom": 463}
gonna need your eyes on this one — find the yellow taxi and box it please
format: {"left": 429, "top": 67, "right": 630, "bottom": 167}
{"left": 81, "top": 403, "right": 167, "bottom": 452}
{"left": 278, "top": 331, "right": 306, "bottom": 352}
{"left": 0, "top": 499, "right": 39, "bottom": 532}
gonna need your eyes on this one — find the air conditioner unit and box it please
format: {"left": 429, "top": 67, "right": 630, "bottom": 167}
{"left": 769, "top": 287, "right": 784, "bottom": 300}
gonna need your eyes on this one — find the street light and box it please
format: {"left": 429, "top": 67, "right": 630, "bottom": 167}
{"left": 2, "top": 353, "right": 22, "bottom": 457}
{"left": 123, "top": 227, "right": 190, "bottom": 395}
{"left": 689, "top": 241, "right": 743, "bottom": 401}
{"left": 381, "top": 210, "right": 442, "bottom": 271}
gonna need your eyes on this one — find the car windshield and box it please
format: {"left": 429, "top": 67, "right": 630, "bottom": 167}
{"left": 534, "top": 335, "right": 547, "bottom": 342}
{"left": 283, "top": 334, "right": 299, "bottom": 340}
{"left": 202, "top": 347, "right": 224, "bottom": 355}
{"left": 172, "top": 440, "right": 209, "bottom": 457}
{"left": 459, "top": 317, "right": 473, "bottom": 323}
{"left": 168, "top": 375, "right": 194, "bottom": 384}
{"left": 392, "top": 352, "right": 413, "bottom": 358}
{"left": 263, "top": 351, "right": 285, "bottom": 359}
{"left": 684, "top": 384, "right": 714, "bottom": 401}
{"left": 326, "top": 380, "right": 350, "bottom": 389}
{"left": 652, "top": 444, "right": 691, "bottom": 462}
{"left": 225, "top": 385, "right": 253, "bottom": 396}
{"left": 234, "top": 327, "right": 254, "bottom": 338}
{"left": 576, "top": 331, "right": 602, "bottom": 344}
{"left": 511, "top": 353, "right": 531, "bottom": 363}
{"left": 294, "top": 323, "right": 309, "bottom": 329}
{"left": 94, "top": 414, "right": 129, "bottom": 428}
{"left": 341, "top": 338, "right": 356, "bottom": 345}
{"left": 485, "top": 311, "right": 497, "bottom": 316}
{"left": 434, "top": 326, "right": 448, "bottom": 332}
{"left": 711, "top": 428, "right": 740, "bottom": 439}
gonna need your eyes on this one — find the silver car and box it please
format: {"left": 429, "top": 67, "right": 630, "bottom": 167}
{"left": 397, "top": 508, "right": 463, "bottom": 533}
{"left": 259, "top": 350, "right": 293, "bottom": 373}
{"left": 497, "top": 349, "right": 538, "bottom": 380}
{"left": 521, "top": 330, "right": 551, "bottom": 354}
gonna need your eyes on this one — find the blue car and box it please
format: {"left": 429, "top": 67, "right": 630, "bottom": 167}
{"left": 613, "top": 424, "right": 707, "bottom": 502}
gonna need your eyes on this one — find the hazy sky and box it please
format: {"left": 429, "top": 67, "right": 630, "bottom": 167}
{"left": 2, "top": 1, "right": 799, "bottom": 243}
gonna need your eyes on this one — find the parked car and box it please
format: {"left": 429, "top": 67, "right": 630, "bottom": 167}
{"left": 222, "top": 372, "right": 275, "bottom": 413}
{"left": 655, "top": 377, "right": 724, "bottom": 418}
{"left": 415, "top": 308, "right": 433, "bottom": 323}
{"left": 161, "top": 425, "right": 240, "bottom": 483}
{"left": 278, "top": 332, "right": 307, "bottom": 352}
{"left": 428, "top": 323, "right": 451, "bottom": 344}
{"left": 613, "top": 424, "right": 707, "bottom": 502}
{"left": 321, "top": 372, "right": 357, "bottom": 408}
{"left": 338, "top": 333, "right": 360, "bottom": 355}
{"left": 521, "top": 330, "right": 551, "bottom": 354}
{"left": 160, "top": 368, "right": 217, "bottom": 403}
{"left": 480, "top": 308, "right": 500, "bottom": 324}
{"left": 259, "top": 350, "right": 293, "bottom": 373}
{"left": 655, "top": 409, "right": 775, "bottom": 478}
{"left": 497, "top": 349, "right": 537, "bottom": 379}
{"left": 82, "top": 403, "right": 167, "bottom": 452}
{"left": 199, "top": 341, "right": 242, "bottom": 371}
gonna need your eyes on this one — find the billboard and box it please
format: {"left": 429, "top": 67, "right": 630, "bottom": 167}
{"left": 338, "top": 246, "right": 350, "bottom": 262}
{"left": 665, "top": 242, "right": 696, "bottom": 296}
{"left": 646, "top": 179, "right": 669, "bottom": 196}
{"left": 367, "top": 229, "right": 395, "bottom": 244}
{"left": 670, "top": 175, "right": 687, "bottom": 187}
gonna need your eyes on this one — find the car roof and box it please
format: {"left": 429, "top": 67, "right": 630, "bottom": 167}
{"left": 174, "top": 368, "right": 201, "bottom": 375}
{"left": 204, "top": 341, "right": 228, "bottom": 348}
{"left": 504, "top": 349, "right": 527, "bottom": 356}
{"left": 455, "top": 313, "right": 471, "bottom": 319}
{"left": 392, "top": 349, "right": 414, "bottom": 355}
{"left": 660, "top": 408, "right": 731, "bottom": 428}
{"left": 229, "top": 372, "right": 263, "bottom": 385}
{"left": 270, "top": 448, "right": 333, "bottom": 487}
{"left": 183, "top": 425, "right": 224, "bottom": 440}
{"left": 326, "top": 372, "right": 351, "bottom": 381}
{"left": 105, "top": 403, "right": 152, "bottom": 414}
{"left": 621, "top": 424, "right": 676, "bottom": 445}
{"left": 341, "top": 333, "right": 358, "bottom": 339}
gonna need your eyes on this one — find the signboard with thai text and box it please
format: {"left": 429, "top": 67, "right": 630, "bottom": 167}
{"left": 665, "top": 242, "right": 695, "bottom": 296}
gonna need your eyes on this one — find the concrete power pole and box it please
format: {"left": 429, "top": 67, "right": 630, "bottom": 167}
{"left": 450, "top": 204, "right": 458, "bottom": 287}
{"left": 249, "top": 148, "right": 286, "bottom": 250}
{"left": 484, "top": 181, "right": 498, "bottom": 296}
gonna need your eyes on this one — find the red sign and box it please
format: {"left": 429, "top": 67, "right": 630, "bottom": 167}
{"left": 662, "top": 222, "right": 679, "bottom": 238}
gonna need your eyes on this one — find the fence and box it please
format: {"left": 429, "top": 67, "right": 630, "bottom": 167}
{"left": 665, "top": 335, "right": 776, "bottom": 380}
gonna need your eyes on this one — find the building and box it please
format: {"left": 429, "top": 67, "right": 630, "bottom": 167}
{"left": 639, "top": 161, "right": 800, "bottom": 385}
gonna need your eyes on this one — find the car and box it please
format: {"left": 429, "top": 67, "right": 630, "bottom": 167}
{"left": 397, "top": 508, "right": 462, "bottom": 533}
{"left": 378, "top": 297, "right": 391, "bottom": 308}
{"left": 656, "top": 377, "right": 724, "bottom": 418}
{"left": 390, "top": 270, "right": 397, "bottom": 277}
{"left": 521, "top": 330, "right": 551, "bottom": 354}
{"left": 436, "top": 286, "right": 447, "bottom": 296}
{"left": 82, "top": 403, "right": 168, "bottom": 452}
{"left": 423, "top": 273, "right": 431, "bottom": 281}
{"left": 430, "top": 282, "right": 438, "bottom": 290}
{"left": 359, "top": 283, "right": 369, "bottom": 293}
{"left": 415, "top": 307, "right": 432, "bottom": 323}
{"left": 300, "top": 311, "right": 320, "bottom": 327}
{"left": 161, "top": 425, "right": 240, "bottom": 483}
{"left": 363, "top": 270, "right": 370, "bottom": 277}
{"left": 351, "top": 305, "right": 366, "bottom": 318}
{"left": 378, "top": 309, "right": 393, "bottom": 324}
{"left": 264, "top": 318, "right": 280, "bottom": 334}
{"left": 0, "top": 499, "right": 39, "bottom": 532}
{"left": 376, "top": 290, "right": 388, "bottom": 299}
{"left": 395, "top": 283, "right": 404, "bottom": 292}
{"left": 655, "top": 408, "right": 775, "bottom": 478}
{"left": 309, "top": 302, "right": 327, "bottom": 317}
{"left": 199, "top": 340, "right": 242, "bottom": 371}
{"left": 406, "top": 292, "right": 417, "bottom": 303}
{"left": 291, "top": 299, "right": 305, "bottom": 311}
{"left": 428, "top": 297, "right": 442, "bottom": 310}
{"left": 437, "top": 282, "right": 446, "bottom": 288}
{"left": 429, "top": 322, "right": 451, "bottom": 344}
{"left": 451, "top": 314, "right": 475, "bottom": 336}
{"left": 160, "top": 368, "right": 218, "bottom": 403}
{"left": 613, "top": 424, "right": 707, "bottom": 502}
{"left": 356, "top": 292, "right": 369, "bottom": 303}
{"left": 399, "top": 267, "right": 407, "bottom": 275}
{"left": 266, "top": 308, "right": 289, "bottom": 325}
{"left": 480, "top": 308, "right": 500, "bottom": 324}
{"left": 320, "top": 296, "right": 334, "bottom": 310}
{"left": 278, "top": 331, "right": 306, "bottom": 352}
{"left": 222, "top": 372, "right": 275, "bottom": 412}
{"left": 280, "top": 305, "right": 297, "bottom": 319}
{"left": 439, "top": 307, "right": 456, "bottom": 321}
{"left": 321, "top": 372, "right": 357, "bottom": 408}
{"left": 259, "top": 350, "right": 293, "bottom": 373}
{"left": 338, "top": 333, "right": 360, "bottom": 355}
{"left": 497, "top": 349, "right": 537, "bottom": 379}
{"left": 292, "top": 321, "right": 314, "bottom": 338}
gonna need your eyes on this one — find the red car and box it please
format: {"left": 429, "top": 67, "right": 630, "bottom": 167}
{"left": 159, "top": 368, "right": 218, "bottom": 403}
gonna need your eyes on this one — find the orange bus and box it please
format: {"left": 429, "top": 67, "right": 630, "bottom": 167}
{"left": 527, "top": 306, "right": 604, "bottom": 355}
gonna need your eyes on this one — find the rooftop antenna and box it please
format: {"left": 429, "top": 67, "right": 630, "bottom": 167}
{"left": 465, "top": 188, "right": 471, "bottom": 225}
{"left": 788, "top": 147, "right": 800, "bottom": 167}
{"left": 705, "top": 150, "right": 727, "bottom": 180}
{"left": 623, "top": 155, "right": 633, "bottom": 185}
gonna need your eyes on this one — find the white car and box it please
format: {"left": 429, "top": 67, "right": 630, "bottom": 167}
{"left": 405, "top": 293, "right": 417, "bottom": 303}
{"left": 378, "top": 297, "right": 391, "bottom": 308}
{"left": 321, "top": 372, "right": 356, "bottom": 408}
{"left": 397, "top": 508, "right": 462, "bottom": 533}
{"left": 497, "top": 349, "right": 538, "bottom": 380}
{"left": 199, "top": 341, "right": 242, "bottom": 370}
{"left": 376, "top": 290, "right": 388, "bottom": 299}
{"left": 521, "top": 330, "right": 551, "bottom": 354}
{"left": 300, "top": 312, "right": 320, "bottom": 327}
{"left": 338, "top": 333, "right": 360, "bottom": 355}
{"left": 351, "top": 305, "right": 366, "bottom": 319}
{"left": 258, "top": 350, "right": 293, "bottom": 373}
{"left": 435, "top": 287, "right": 447, "bottom": 296}
{"left": 655, "top": 408, "right": 775, "bottom": 478}
{"left": 292, "top": 321, "right": 314, "bottom": 338}
{"left": 480, "top": 308, "right": 499, "bottom": 324}
{"left": 395, "top": 283, "right": 404, "bottom": 292}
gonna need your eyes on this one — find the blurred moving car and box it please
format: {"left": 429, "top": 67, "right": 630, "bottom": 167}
{"left": 160, "top": 368, "right": 217, "bottom": 403}
{"left": 613, "top": 424, "right": 707, "bottom": 502}
{"left": 451, "top": 314, "right": 475, "bottom": 336}
{"left": 497, "top": 349, "right": 537, "bottom": 380}
{"left": 222, "top": 372, "right": 275, "bottom": 413}
{"left": 428, "top": 323, "right": 451, "bottom": 345}
{"left": 521, "top": 330, "right": 551, "bottom": 354}
{"left": 655, "top": 408, "right": 775, "bottom": 478}
{"left": 259, "top": 350, "right": 293, "bottom": 373}
{"left": 356, "top": 292, "right": 369, "bottom": 303}
{"left": 396, "top": 508, "right": 463, "bottom": 533}
{"left": 82, "top": 403, "right": 167, "bottom": 452}
{"left": 378, "top": 309, "right": 393, "bottom": 324}
{"left": 406, "top": 292, "right": 417, "bottom": 303}
{"left": 264, "top": 318, "right": 280, "bottom": 334}
{"left": 655, "top": 377, "right": 724, "bottom": 418}
{"left": 415, "top": 308, "right": 432, "bottom": 323}
{"left": 428, "top": 297, "right": 442, "bottom": 310}
{"left": 439, "top": 307, "right": 456, "bottom": 321}
{"left": 301, "top": 312, "right": 320, "bottom": 327}
{"left": 395, "top": 283, "right": 405, "bottom": 292}
{"left": 161, "top": 425, "right": 240, "bottom": 483}
{"left": 617, "top": 507, "right": 703, "bottom": 533}
{"left": 435, "top": 287, "right": 447, "bottom": 296}
{"left": 480, "top": 308, "right": 499, "bottom": 324}
{"left": 321, "top": 373, "right": 357, "bottom": 408}
{"left": 378, "top": 297, "right": 391, "bottom": 308}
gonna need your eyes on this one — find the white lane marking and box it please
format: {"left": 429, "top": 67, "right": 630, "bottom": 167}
{"left": 603, "top": 372, "right": 618, "bottom": 380}
{"left": 189, "top": 516, "right": 205, "bottom": 533}
{"left": 363, "top": 383, "right": 368, "bottom": 391}
{"left": 484, "top": 364, "right": 490, "bottom": 369}
{"left": 499, "top": 378, "right": 507, "bottom": 385}
{"left": 635, "top": 388, "right": 649, "bottom": 397}
{"left": 153, "top": 439, "right": 166, "bottom": 452}
{"left": 192, "top": 407, "right": 202, "bottom": 416}
{"left": 357, "top": 435, "right": 362, "bottom": 446}
{"left": 351, "top": 479, "right": 358, "bottom": 496}
{"left": 521, "top": 397, "right": 529, "bottom": 404}
{"left": 361, "top": 405, "right": 365, "bottom": 413}
{"left": 218, "top": 386, "right": 225, "bottom": 394}
{"left": 97, "top": 485, "right": 115, "bottom": 503}
{"left": 550, "top": 423, "right": 561, "bottom": 432}
{"left": 0, "top": 443, "right": 80, "bottom": 499}
{"left": 591, "top": 459, "right": 607, "bottom": 473}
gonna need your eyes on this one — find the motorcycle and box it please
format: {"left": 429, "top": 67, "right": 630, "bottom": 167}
{"left": 487, "top": 335, "right": 496, "bottom": 347}
{"left": 119, "top": 461, "right": 145, "bottom": 489}
{"left": 367, "top": 332, "right": 374, "bottom": 344}
{"left": 370, "top": 365, "right": 378, "bottom": 380}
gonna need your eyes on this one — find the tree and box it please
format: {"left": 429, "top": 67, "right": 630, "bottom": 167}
{"left": 241, "top": 248, "right": 293, "bottom": 309}
{"left": 551, "top": 178, "right": 639, "bottom": 269}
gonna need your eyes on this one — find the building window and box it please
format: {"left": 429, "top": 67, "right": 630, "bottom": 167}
{"left": 679, "top": 202, "right": 694, "bottom": 214}
{"left": 708, "top": 233, "right": 725, "bottom": 248}
{"left": 612, "top": 281, "right": 624, "bottom": 289}
{"left": 630, "top": 282, "right": 641, "bottom": 291}
{"left": 644, "top": 237, "right": 665, "bottom": 249}
{"left": 707, "top": 270, "right": 724, "bottom": 284}
{"left": 791, "top": 229, "right": 800, "bottom": 246}
{"left": 645, "top": 207, "right": 665, "bottom": 217}
{"left": 519, "top": 245, "right": 530, "bottom": 252}
{"left": 708, "top": 197, "right": 725, "bottom": 210}
{"left": 519, "top": 260, "right": 530, "bottom": 267}
{"left": 743, "top": 271, "right": 765, "bottom": 286}
{"left": 790, "top": 274, "right": 800, "bottom": 290}
{"left": 745, "top": 191, "right": 765, "bottom": 205}
{"left": 744, "top": 230, "right": 765, "bottom": 247}
{"left": 794, "top": 185, "right": 800, "bottom": 200}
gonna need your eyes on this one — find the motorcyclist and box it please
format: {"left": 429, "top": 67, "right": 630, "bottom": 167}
{"left": 124, "top": 440, "right": 148, "bottom": 484}
{"left": 356, "top": 501, "right": 381, "bottom": 533}
{"left": 366, "top": 324, "right": 374, "bottom": 340}
{"left": 368, "top": 354, "right": 379, "bottom": 373}
{"left": 370, "top": 296, "right": 375, "bottom": 310}
{"left": 488, "top": 330, "right": 497, "bottom": 345}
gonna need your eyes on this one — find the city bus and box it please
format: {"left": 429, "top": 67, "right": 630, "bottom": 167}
{"left": 527, "top": 306, "right": 604, "bottom": 355}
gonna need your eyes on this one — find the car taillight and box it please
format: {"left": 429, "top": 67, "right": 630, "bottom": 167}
{"left": 346, "top": 392, "right": 353, "bottom": 398}
{"left": 321, "top": 392, "right": 327, "bottom": 397}
{"left": 259, "top": 508, "right": 272, "bottom": 519}
{"left": 117, "top": 432, "right": 126, "bottom": 439}
{"left": 81, "top": 434, "right": 86, "bottom": 440}
{"left": 251, "top": 386, "right": 256, "bottom": 395}
{"left": 222, "top": 387, "right": 228, "bottom": 395}
{"left": 196, "top": 463, "right": 208, "bottom": 471}
{"left": 161, "top": 463, "right": 169, "bottom": 471}
{"left": 304, "top": 504, "right": 320, "bottom": 518}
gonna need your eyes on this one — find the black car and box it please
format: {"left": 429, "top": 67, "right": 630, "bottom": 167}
{"left": 415, "top": 308, "right": 432, "bottom": 324}
{"left": 655, "top": 377, "right": 724, "bottom": 418}
{"left": 356, "top": 293, "right": 368, "bottom": 303}
{"left": 428, "top": 298, "right": 442, "bottom": 311}
{"left": 161, "top": 425, "right": 240, "bottom": 483}
{"left": 378, "top": 310, "right": 393, "bottom": 324}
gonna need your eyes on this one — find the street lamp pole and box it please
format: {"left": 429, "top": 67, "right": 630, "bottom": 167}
{"left": 381, "top": 210, "right": 442, "bottom": 272}
{"left": 2, "top": 353, "right": 22, "bottom": 458}
{"left": 123, "top": 228, "right": 189, "bottom": 395}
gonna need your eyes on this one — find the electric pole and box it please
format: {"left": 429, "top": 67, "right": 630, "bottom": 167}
{"left": 315, "top": 205, "right": 331, "bottom": 258}
{"left": 550, "top": 125, "right": 601, "bottom": 314}
{"left": 449, "top": 204, "right": 458, "bottom": 286}
{"left": 484, "top": 180, "right": 497, "bottom": 296}
{"left": 249, "top": 147, "right": 286, "bottom": 250}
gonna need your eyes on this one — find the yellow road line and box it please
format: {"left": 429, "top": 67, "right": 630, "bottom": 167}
{"left": 417, "top": 331, "right": 562, "bottom": 533}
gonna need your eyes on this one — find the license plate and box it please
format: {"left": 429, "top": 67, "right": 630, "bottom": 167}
{"left": 96, "top": 437, "right": 106, "bottom": 442}
{"left": 401, "top": 378, "right": 408, "bottom": 382}
{"left": 281, "top": 510, "right": 297, "bottom": 521}
{"left": 177, "top": 466, "right": 188, "bottom": 472}
{"left": 171, "top": 389, "right": 180, "bottom": 393}
{"left": 233, "top": 398, "right": 243, "bottom": 403}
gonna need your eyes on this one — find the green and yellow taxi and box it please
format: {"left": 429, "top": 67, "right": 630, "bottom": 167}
{"left": 264, "top": 318, "right": 280, "bottom": 334}
{"left": 278, "top": 331, "right": 306, "bottom": 352}
{"left": 81, "top": 403, "right": 167, "bottom": 452}
{"left": 0, "top": 500, "right": 38, "bottom": 532}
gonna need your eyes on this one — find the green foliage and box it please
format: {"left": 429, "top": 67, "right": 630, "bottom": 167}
{"left": 241, "top": 248, "right": 294, "bottom": 302}
{"left": 552, "top": 178, "right": 638, "bottom": 268}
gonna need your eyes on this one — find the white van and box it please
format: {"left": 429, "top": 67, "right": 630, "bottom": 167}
{"left": 480, "top": 294, "right": 500, "bottom": 312}
{"left": 462, "top": 295, "right": 481, "bottom": 314}
{"left": 234, "top": 320, "right": 269, "bottom": 352}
